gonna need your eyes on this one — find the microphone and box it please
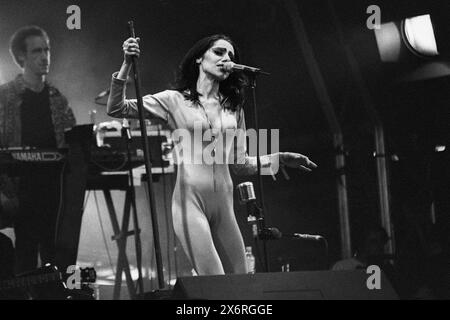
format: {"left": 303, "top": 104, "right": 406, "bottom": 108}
{"left": 237, "top": 182, "right": 256, "bottom": 204}
{"left": 222, "top": 62, "right": 270, "bottom": 75}
{"left": 95, "top": 88, "right": 110, "bottom": 100}
{"left": 259, "top": 229, "right": 322, "bottom": 241}
{"left": 236, "top": 182, "right": 324, "bottom": 241}
{"left": 237, "top": 182, "right": 259, "bottom": 238}
{"left": 292, "top": 233, "right": 323, "bottom": 241}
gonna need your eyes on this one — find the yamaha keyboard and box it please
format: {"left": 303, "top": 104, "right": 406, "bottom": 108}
{"left": 0, "top": 146, "right": 174, "bottom": 175}
{"left": 0, "top": 147, "right": 66, "bottom": 162}
{"left": 0, "top": 147, "right": 67, "bottom": 174}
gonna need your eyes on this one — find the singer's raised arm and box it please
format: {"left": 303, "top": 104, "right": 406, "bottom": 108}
{"left": 106, "top": 36, "right": 176, "bottom": 127}
{"left": 106, "top": 72, "right": 173, "bottom": 124}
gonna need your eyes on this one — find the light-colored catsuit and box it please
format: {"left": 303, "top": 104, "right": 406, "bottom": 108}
{"left": 107, "top": 73, "right": 270, "bottom": 275}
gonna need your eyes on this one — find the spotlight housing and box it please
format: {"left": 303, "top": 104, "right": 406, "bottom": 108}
{"left": 401, "top": 14, "right": 439, "bottom": 58}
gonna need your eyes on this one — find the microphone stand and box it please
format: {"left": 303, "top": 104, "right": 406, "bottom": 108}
{"left": 241, "top": 68, "right": 328, "bottom": 272}
{"left": 249, "top": 216, "right": 329, "bottom": 270}
{"left": 127, "top": 21, "right": 165, "bottom": 291}
{"left": 247, "top": 70, "right": 270, "bottom": 272}
{"left": 243, "top": 187, "right": 329, "bottom": 270}
{"left": 244, "top": 198, "right": 267, "bottom": 273}
{"left": 121, "top": 119, "right": 145, "bottom": 295}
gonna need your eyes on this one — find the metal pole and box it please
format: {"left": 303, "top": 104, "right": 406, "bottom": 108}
{"left": 283, "top": 0, "right": 352, "bottom": 258}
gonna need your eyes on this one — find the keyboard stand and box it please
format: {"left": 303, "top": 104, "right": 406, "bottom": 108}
{"left": 86, "top": 173, "right": 140, "bottom": 300}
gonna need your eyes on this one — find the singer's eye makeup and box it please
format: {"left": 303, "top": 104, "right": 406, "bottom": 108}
{"left": 211, "top": 47, "right": 235, "bottom": 61}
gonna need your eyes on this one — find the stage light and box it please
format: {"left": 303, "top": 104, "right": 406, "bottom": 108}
{"left": 435, "top": 145, "right": 446, "bottom": 153}
{"left": 402, "top": 14, "right": 439, "bottom": 58}
{"left": 372, "top": 12, "right": 450, "bottom": 81}
{"left": 374, "top": 14, "right": 442, "bottom": 63}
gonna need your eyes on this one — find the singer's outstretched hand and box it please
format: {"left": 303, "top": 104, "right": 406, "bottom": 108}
{"left": 279, "top": 152, "right": 318, "bottom": 172}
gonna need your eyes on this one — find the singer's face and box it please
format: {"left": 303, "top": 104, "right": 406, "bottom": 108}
{"left": 197, "top": 39, "right": 235, "bottom": 81}
{"left": 21, "top": 36, "right": 51, "bottom": 76}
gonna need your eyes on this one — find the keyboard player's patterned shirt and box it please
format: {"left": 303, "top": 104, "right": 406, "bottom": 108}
{"left": 0, "top": 74, "right": 75, "bottom": 148}
{"left": 0, "top": 74, "right": 76, "bottom": 225}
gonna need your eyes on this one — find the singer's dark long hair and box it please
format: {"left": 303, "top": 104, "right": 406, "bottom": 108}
{"left": 173, "top": 34, "right": 248, "bottom": 112}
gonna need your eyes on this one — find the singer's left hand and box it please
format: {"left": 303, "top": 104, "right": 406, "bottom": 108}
{"left": 279, "top": 152, "right": 318, "bottom": 172}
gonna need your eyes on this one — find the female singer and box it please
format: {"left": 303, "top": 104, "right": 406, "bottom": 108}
{"left": 107, "top": 34, "right": 317, "bottom": 275}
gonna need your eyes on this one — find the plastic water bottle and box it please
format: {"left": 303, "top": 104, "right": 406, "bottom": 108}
{"left": 92, "top": 283, "right": 100, "bottom": 300}
{"left": 245, "top": 246, "right": 256, "bottom": 274}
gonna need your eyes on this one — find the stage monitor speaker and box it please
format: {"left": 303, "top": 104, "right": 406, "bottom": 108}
{"left": 173, "top": 270, "right": 398, "bottom": 300}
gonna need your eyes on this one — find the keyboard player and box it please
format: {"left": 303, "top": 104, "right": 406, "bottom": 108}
{"left": 0, "top": 26, "right": 76, "bottom": 274}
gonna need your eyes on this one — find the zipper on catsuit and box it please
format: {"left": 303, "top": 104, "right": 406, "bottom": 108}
{"left": 200, "top": 102, "right": 217, "bottom": 192}
{"left": 211, "top": 131, "right": 217, "bottom": 192}
{"left": 213, "top": 149, "right": 216, "bottom": 192}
